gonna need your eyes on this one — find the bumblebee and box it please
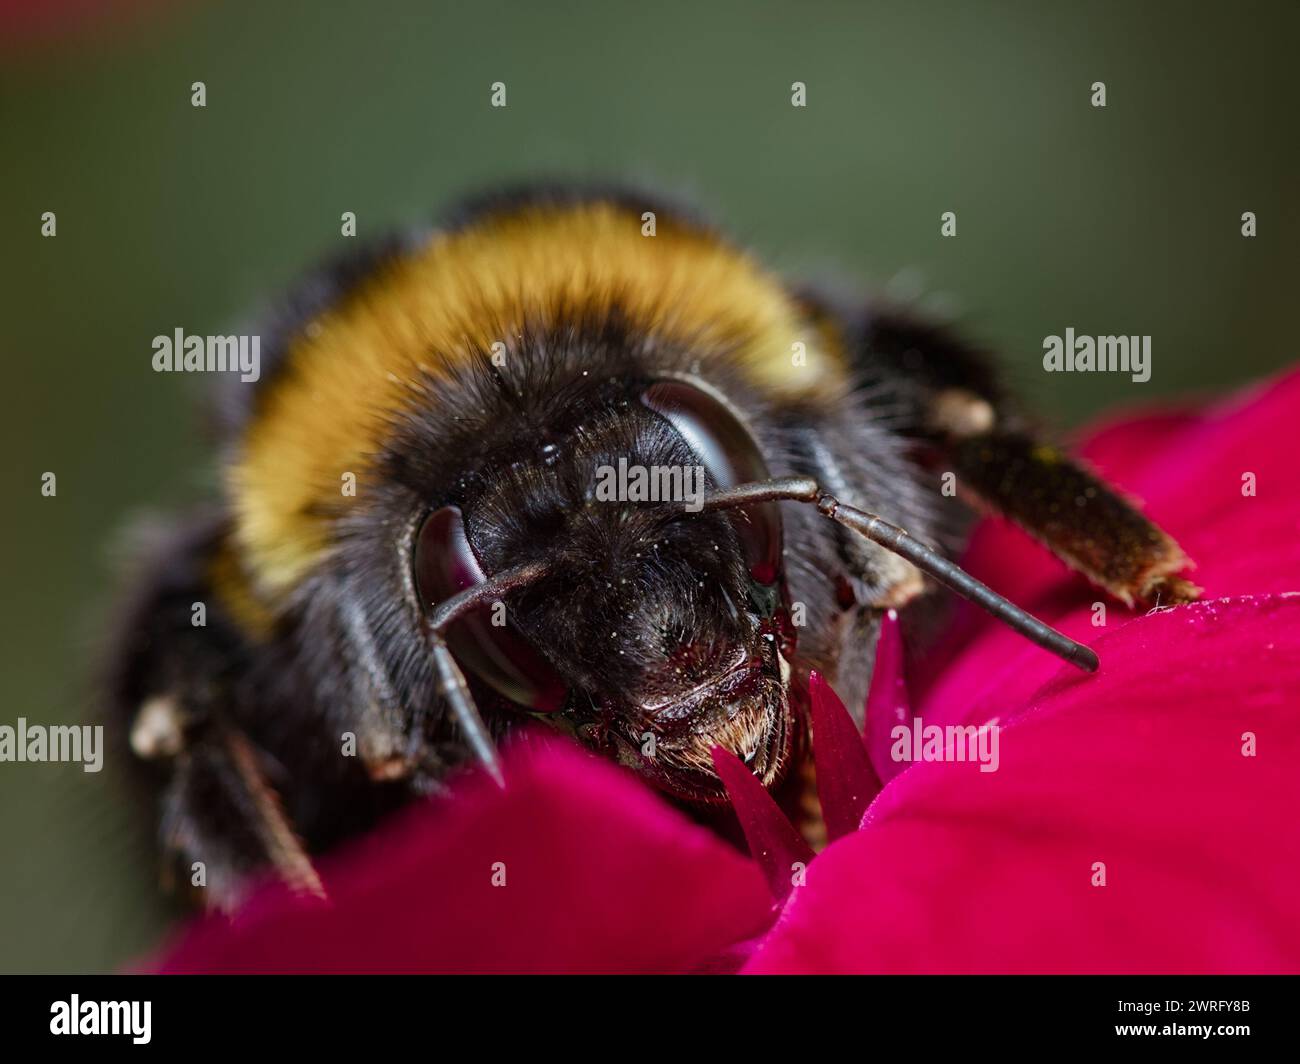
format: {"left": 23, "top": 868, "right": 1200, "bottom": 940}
{"left": 107, "top": 184, "right": 1197, "bottom": 906}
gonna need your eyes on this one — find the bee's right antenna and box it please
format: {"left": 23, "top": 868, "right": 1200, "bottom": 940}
{"left": 424, "top": 560, "right": 552, "bottom": 786}
{"left": 699, "top": 476, "right": 1099, "bottom": 673}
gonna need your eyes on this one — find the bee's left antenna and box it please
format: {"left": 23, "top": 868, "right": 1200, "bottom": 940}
{"left": 425, "top": 560, "right": 551, "bottom": 786}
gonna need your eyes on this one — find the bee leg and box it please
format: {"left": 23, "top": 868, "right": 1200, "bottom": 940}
{"left": 217, "top": 726, "right": 324, "bottom": 898}
{"left": 861, "top": 307, "right": 1198, "bottom": 608}
{"left": 945, "top": 429, "right": 1198, "bottom": 607}
{"left": 823, "top": 606, "right": 883, "bottom": 731}
{"left": 161, "top": 722, "right": 323, "bottom": 910}
{"left": 107, "top": 511, "right": 331, "bottom": 907}
{"left": 337, "top": 594, "right": 435, "bottom": 785}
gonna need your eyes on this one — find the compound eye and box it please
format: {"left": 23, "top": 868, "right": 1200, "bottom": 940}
{"left": 413, "top": 506, "right": 567, "bottom": 712}
{"left": 641, "top": 380, "right": 783, "bottom": 585}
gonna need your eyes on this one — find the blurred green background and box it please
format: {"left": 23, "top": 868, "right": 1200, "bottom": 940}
{"left": 1, "top": 0, "right": 1295, "bottom": 971}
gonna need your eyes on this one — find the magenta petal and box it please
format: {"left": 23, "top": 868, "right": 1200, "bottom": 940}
{"left": 158, "top": 735, "right": 772, "bottom": 973}
{"left": 747, "top": 596, "right": 1300, "bottom": 973}
{"left": 749, "top": 370, "right": 1300, "bottom": 974}
{"left": 711, "top": 746, "right": 814, "bottom": 902}
{"left": 864, "top": 608, "right": 911, "bottom": 781}
{"left": 810, "top": 670, "right": 882, "bottom": 839}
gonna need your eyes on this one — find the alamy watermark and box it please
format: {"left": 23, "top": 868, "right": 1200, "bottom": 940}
{"left": 0, "top": 718, "right": 104, "bottom": 772}
{"left": 1043, "top": 328, "right": 1151, "bottom": 383}
{"left": 50, "top": 996, "right": 150, "bottom": 1044}
{"left": 593, "top": 459, "right": 705, "bottom": 512}
{"left": 152, "top": 328, "right": 261, "bottom": 382}
{"left": 891, "top": 716, "right": 1000, "bottom": 773}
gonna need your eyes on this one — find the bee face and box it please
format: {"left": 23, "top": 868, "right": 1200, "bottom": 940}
{"left": 411, "top": 373, "right": 800, "bottom": 803}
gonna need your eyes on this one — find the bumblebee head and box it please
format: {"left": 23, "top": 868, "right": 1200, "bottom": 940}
{"left": 408, "top": 372, "right": 799, "bottom": 803}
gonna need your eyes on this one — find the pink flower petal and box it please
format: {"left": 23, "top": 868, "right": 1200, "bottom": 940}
{"left": 809, "top": 671, "right": 881, "bottom": 840}
{"left": 863, "top": 609, "right": 912, "bottom": 782}
{"left": 746, "top": 595, "right": 1300, "bottom": 973}
{"left": 159, "top": 734, "right": 772, "bottom": 973}
{"left": 712, "top": 746, "right": 814, "bottom": 902}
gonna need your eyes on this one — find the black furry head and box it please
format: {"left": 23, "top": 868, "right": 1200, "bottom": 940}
{"left": 386, "top": 325, "right": 801, "bottom": 801}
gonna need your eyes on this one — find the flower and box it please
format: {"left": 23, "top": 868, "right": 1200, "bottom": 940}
{"left": 158, "top": 368, "right": 1300, "bottom": 974}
